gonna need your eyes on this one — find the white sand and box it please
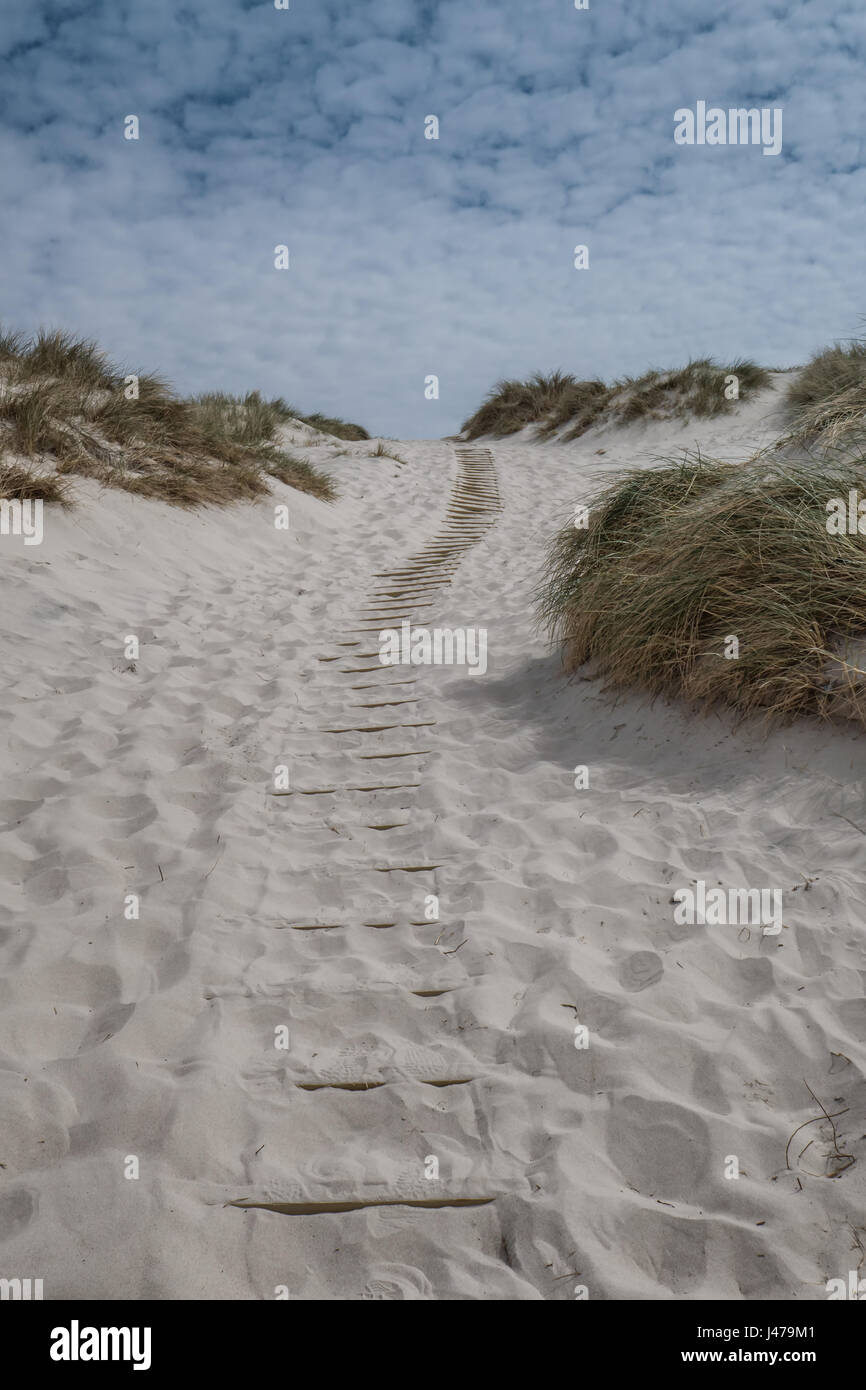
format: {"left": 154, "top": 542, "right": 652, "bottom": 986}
{"left": 1, "top": 379, "right": 865, "bottom": 1300}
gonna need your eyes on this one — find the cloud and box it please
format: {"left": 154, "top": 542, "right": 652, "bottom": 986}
{"left": 1, "top": 0, "right": 864, "bottom": 436}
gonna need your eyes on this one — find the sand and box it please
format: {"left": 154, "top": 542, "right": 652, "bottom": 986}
{"left": 1, "top": 381, "right": 865, "bottom": 1300}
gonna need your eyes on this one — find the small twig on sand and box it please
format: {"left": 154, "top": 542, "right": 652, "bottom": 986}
{"left": 832, "top": 813, "right": 866, "bottom": 835}
{"left": 785, "top": 1080, "right": 855, "bottom": 1177}
{"left": 203, "top": 846, "right": 224, "bottom": 879}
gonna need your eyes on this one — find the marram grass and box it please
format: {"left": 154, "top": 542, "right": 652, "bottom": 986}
{"left": 461, "top": 359, "right": 771, "bottom": 442}
{"left": 783, "top": 337, "right": 866, "bottom": 453}
{"left": 0, "top": 327, "right": 366, "bottom": 507}
{"left": 0, "top": 460, "right": 71, "bottom": 505}
{"left": 540, "top": 451, "right": 866, "bottom": 726}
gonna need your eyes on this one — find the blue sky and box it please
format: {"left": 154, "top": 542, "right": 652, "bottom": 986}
{"left": 2, "top": 0, "right": 865, "bottom": 436}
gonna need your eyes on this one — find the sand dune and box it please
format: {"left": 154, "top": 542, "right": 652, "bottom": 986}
{"left": 1, "top": 377, "right": 865, "bottom": 1299}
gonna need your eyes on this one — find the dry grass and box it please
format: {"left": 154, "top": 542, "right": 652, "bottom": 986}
{"left": 0, "top": 329, "right": 27, "bottom": 363}
{"left": 14, "top": 329, "right": 116, "bottom": 390}
{"left": 784, "top": 339, "right": 866, "bottom": 452}
{"left": 0, "top": 460, "right": 71, "bottom": 505}
{"left": 0, "top": 327, "right": 341, "bottom": 507}
{"left": 536, "top": 378, "right": 610, "bottom": 440}
{"left": 257, "top": 447, "right": 335, "bottom": 500}
{"left": 462, "top": 359, "right": 771, "bottom": 441}
{"left": 370, "top": 440, "right": 407, "bottom": 464}
{"left": 540, "top": 451, "right": 866, "bottom": 727}
{"left": 461, "top": 371, "right": 580, "bottom": 440}
{"left": 189, "top": 390, "right": 296, "bottom": 448}
{"left": 2, "top": 382, "right": 72, "bottom": 455}
{"left": 301, "top": 412, "right": 369, "bottom": 441}
{"left": 610, "top": 358, "right": 769, "bottom": 427}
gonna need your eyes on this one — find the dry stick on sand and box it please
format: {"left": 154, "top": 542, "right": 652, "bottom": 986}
{"left": 784, "top": 1080, "right": 855, "bottom": 1178}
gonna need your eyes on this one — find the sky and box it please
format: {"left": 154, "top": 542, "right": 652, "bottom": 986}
{"left": 2, "top": 0, "right": 865, "bottom": 438}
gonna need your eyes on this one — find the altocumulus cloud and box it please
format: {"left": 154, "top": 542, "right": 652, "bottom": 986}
{"left": 1, "top": 0, "right": 865, "bottom": 436}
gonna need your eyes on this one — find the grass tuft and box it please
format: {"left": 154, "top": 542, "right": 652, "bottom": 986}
{"left": 257, "top": 446, "right": 335, "bottom": 500}
{"left": 784, "top": 338, "right": 866, "bottom": 452}
{"left": 0, "top": 460, "right": 71, "bottom": 505}
{"left": 461, "top": 371, "right": 579, "bottom": 440}
{"left": 539, "top": 450, "right": 866, "bottom": 727}
{"left": 189, "top": 390, "right": 296, "bottom": 448}
{"left": 300, "top": 412, "right": 369, "bottom": 441}
{"left": 16, "top": 328, "right": 117, "bottom": 390}
{"left": 370, "top": 440, "right": 407, "bottom": 464}
{"left": 462, "top": 359, "right": 772, "bottom": 441}
{"left": 0, "top": 327, "right": 343, "bottom": 508}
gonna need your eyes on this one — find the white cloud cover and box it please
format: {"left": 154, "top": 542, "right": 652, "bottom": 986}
{"left": 1, "top": 0, "right": 865, "bottom": 435}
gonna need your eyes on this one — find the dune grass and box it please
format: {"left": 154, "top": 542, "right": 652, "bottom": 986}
{"left": 460, "top": 371, "right": 582, "bottom": 440}
{"left": 369, "top": 440, "right": 407, "bottom": 464}
{"left": 540, "top": 451, "right": 866, "bottom": 726}
{"left": 301, "top": 412, "right": 369, "bottom": 441}
{"left": 14, "top": 328, "right": 116, "bottom": 389}
{"left": 0, "top": 327, "right": 356, "bottom": 507}
{"left": 188, "top": 389, "right": 296, "bottom": 447}
{"left": 461, "top": 359, "right": 772, "bottom": 442}
{"left": 535, "top": 378, "right": 610, "bottom": 440}
{"left": 0, "top": 460, "right": 71, "bottom": 505}
{"left": 784, "top": 338, "right": 866, "bottom": 453}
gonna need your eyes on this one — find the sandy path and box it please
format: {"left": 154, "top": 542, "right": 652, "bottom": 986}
{"left": 1, "top": 388, "right": 865, "bottom": 1299}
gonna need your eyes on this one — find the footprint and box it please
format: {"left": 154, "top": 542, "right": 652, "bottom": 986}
{"left": 0, "top": 1072, "right": 72, "bottom": 1174}
{"left": 77, "top": 1001, "right": 136, "bottom": 1053}
{"left": 361, "top": 1263, "right": 433, "bottom": 1299}
{"left": 618, "top": 951, "right": 663, "bottom": 992}
{"left": 0, "top": 1187, "right": 37, "bottom": 1242}
{"left": 606, "top": 1095, "right": 710, "bottom": 1199}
